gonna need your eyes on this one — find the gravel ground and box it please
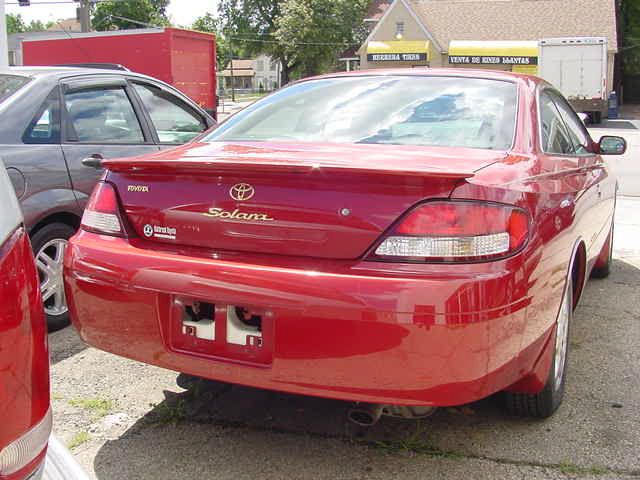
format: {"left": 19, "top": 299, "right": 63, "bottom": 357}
{"left": 48, "top": 198, "right": 640, "bottom": 480}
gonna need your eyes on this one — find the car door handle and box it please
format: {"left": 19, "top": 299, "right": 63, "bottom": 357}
{"left": 82, "top": 154, "right": 104, "bottom": 169}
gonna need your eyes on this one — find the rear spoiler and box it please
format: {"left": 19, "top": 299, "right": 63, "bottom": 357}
{"left": 101, "top": 158, "right": 475, "bottom": 179}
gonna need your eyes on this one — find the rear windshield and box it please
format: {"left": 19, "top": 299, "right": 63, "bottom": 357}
{"left": 206, "top": 76, "right": 518, "bottom": 150}
{"left": 0, "top": 74, "right": 30, "bottom": 104}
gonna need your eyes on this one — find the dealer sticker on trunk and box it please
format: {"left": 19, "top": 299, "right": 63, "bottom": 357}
{"left": 143, "top": 224, "right": 177, "bottom": 240}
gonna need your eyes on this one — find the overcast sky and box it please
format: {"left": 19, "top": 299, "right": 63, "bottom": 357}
{"left": 5, "top": 0, "right": 218, "bottom": 27}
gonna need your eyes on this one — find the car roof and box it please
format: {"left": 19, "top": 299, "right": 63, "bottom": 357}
{"left": 1, "top": 66, "right": 155, "bottom": 82}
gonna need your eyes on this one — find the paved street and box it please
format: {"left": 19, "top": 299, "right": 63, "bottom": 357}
{"left": 48, "top": 193, "right": 640, "bottom": 479}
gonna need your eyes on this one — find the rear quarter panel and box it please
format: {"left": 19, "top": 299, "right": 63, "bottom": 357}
{"left": 451, "top": 79, "right": 615, "bottom": 376}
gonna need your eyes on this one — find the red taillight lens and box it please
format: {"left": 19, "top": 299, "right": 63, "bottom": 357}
{"left": 81, "top": 182, "right": 124, "bottom": 236}
{"left": 374, "top": 201, "right": 529, "bottom": 262}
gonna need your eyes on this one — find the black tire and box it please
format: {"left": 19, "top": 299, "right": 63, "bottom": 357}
{"left": 176, "top": 373, "right": 202, "bottom": 390}
{"left": 505, "top": 276, "right": 573, "bottom": 418}
{"left": 30, "top": 222, "right": 77, "bottom": 331}
{"left": 591, "top": 223, "right": 613, "bottom": 279}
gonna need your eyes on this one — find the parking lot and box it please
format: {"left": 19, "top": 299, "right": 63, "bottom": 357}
{"left": 47, "top": 129, "right": 640, "bottom": 479}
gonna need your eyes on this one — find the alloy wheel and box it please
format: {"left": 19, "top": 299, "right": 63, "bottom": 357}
{"left": 554, "top": 282, "right": 571, "bottom": 390}
{"left": 36, "top": 238, "right": 69, "bottom": 316}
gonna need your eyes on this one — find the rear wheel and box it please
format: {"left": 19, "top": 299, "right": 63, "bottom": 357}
{"left": 31, "top": 223, "right": 76, "bottom": 331}
{"left": 506, "top": 276, "right": 572, "bottom": 418}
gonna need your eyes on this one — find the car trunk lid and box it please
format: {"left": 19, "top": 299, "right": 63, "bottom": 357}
{"left": 105, "top": 141, "right": 505, "bottom": 260}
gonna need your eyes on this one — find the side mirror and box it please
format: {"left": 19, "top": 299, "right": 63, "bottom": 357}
{"left": 577, "top": 112, "right": 590, "bottom": 125}
{"left": 598, "top": 136, "right": 627, "bottom": 155}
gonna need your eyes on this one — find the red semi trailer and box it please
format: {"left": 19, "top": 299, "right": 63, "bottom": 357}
{"left": 22, "top": 27, "right": 217, "bottom": 117}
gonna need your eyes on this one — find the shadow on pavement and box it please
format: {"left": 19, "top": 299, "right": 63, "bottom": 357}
{"left": 48, "top": 324, "right": 89, "bottom": 365}
{"left": 91, "top": 379, "right": 516, "bottom": 480}
{"left": 92, "top": 260, "right": 639, "bottom": 479}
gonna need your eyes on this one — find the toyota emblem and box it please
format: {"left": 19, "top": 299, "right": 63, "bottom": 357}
{"left": 230, "top": 183, "right": 255, "bottom": 201}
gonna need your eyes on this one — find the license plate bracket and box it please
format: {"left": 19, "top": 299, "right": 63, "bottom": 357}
{"left": 168, "top": 296, "right": 273, "bottom": 366}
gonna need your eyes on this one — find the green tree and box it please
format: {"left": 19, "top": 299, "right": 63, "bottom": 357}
{"left": 26, "top": 19, "right": 54, "bottom": 32}
{"left": 92, "top": 0, "right": 170, "bottom": 31}
{"left": 274, "top": 0, "right": 368, "bottom": 78}
{"left": 218, "top": 0, "right": 368, "bottom": 84}
{"left": 6, "top": 13, "right": 27, "bottom": 34}
{"left": 192, "top": 13, "right": 228, "bottom": 69}
{"left": 218, "top": 0, "right": 291, "bottom": 81}
{"left": 621, "top": 0, "right": 640, "bottom": 75}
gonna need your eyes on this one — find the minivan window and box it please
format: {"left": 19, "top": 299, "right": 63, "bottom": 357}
{"left": 0, "top": 75, "right": 30, "bottom": 104}
{"left": 205, "top": 76, "right": 518, "bottom": 150}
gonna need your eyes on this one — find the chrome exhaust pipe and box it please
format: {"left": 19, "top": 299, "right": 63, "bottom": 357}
{"left": 347, "top": 403, "right": 384, "bottom": 427}
{"left": 347, "top": 403, "right": 437, "bottom": 426}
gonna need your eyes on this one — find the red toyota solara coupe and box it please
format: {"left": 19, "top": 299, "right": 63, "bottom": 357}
{"left": 64, "top": 69, "right": 626, "bottom": 424}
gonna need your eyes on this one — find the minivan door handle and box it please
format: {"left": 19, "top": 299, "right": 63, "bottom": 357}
{"left": 82, "top": 154, "right": 104, "bottom": 169}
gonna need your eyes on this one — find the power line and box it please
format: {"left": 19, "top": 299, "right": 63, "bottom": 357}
{"left": 229, "top": 36, "right": 355, "bottom": 47}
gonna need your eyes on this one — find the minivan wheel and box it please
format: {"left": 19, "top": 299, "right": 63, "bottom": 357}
{"left": 506, "top": 275, "right": 573, "bottom": 418}
{"left": 30, "top": 223, "right": 76, "bottom": 330}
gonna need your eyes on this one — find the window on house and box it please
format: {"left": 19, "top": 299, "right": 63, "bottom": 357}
{"left": 270, "top": 61, "right": 277, "bottom": 71}
{"left": 395, "top": 21, "right": 405, "bottom": 38}
{"left": 257, "top": 60, "right": 264, "bottom": 71}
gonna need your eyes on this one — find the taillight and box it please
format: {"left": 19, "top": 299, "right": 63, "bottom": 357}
{"left": 373, "top": 201, "right": 529, "bottom": 262}
{"left": 0, "top": 408, "right": 51, "bottom": 475}
{"left": 81, "top": 182, "right": 124, "bottom": 236}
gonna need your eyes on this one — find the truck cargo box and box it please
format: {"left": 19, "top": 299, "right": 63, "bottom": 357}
{"left": 539, "top": 37, "right": 607, "bottom": 121}
{"left": 23, "top": 27, "right": 217, "bottom": 114}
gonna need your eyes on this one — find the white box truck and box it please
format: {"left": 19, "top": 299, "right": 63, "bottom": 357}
{"left": 539, "top": 37, "right": 608, "bottom": 123}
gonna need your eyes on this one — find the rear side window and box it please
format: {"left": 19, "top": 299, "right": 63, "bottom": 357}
{"left": 133, "top": 83, "right": 207, "bottom": 144}
{"left": 64, "top": 87, "right": 144, "bottom": 143}
{"left": 23, "top": 88, "right": 61, "bottom": 144}
{"left": 550, "top": 92, "right": 592, "bottom": 155}
{"left": 539, "top": 91, "right": 573, "bottom": 155}
{"left": 0, "top": 75, "right": 29, "bottom": 104}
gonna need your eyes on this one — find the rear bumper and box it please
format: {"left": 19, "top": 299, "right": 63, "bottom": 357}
{"left": 64, "top": 231, "right": 555, "bottom": 406}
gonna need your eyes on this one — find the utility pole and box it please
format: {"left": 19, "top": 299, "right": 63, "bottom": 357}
{"left": 229, "top": 37, "right": 235, "bottom": 102}
{"left": 78, "top": 0, "right": 91, "bottom": 32}
{"left": 0, "top": 0, "right": 8, "bottom": 69}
